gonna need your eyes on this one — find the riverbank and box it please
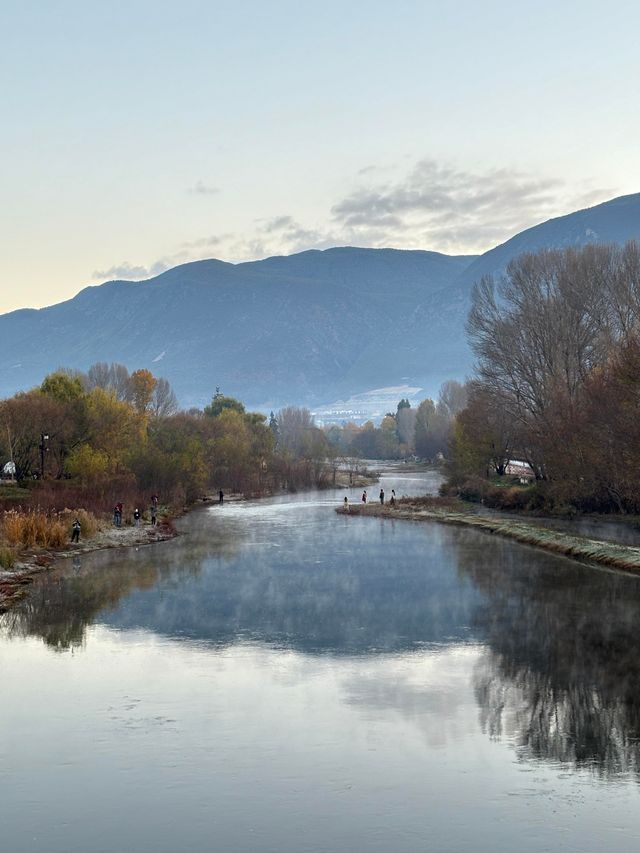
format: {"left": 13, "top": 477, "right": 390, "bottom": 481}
{"left": 339, "top": 498, "right": 640, "bottom": 573}
{"left": 0, "top": 521, "right": 177, "bottom": 612}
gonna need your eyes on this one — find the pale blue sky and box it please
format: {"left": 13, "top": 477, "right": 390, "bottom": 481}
{"left": 2, "top": 0, "right": 639, "bottom": 312}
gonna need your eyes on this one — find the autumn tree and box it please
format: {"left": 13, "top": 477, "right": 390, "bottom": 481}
{"left": 129, "top": 369, "right": 157, "bottom": 415}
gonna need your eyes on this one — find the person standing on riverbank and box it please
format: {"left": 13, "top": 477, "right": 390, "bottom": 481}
{"left": 219, "top": 489, "right": 224, "bottom": 504}
{"left": 362, "top": 490, "right": 367, "bottom": 503}
{"left": 380, "top": 488, "right": 385, "bottom": 505}
{"left": 134, "top": 508, "right": 141, "bottom": 527}
{"left": 390, "top": 489, "right": 396, "bottom": 506}
{"left": 343, "top": 496, "right": 349, "bottom": 511}
{"left": 151, "top": 504, "right": 157, "bottom": 526}
{"left": 113, "top": 504, "right": 121, "bottom": 527}
{"left": 71, "top": 519, "right": 81, "bottom": 543}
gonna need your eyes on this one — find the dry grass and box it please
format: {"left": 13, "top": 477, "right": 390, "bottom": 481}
{"left": 1, "top": 508, "right": 100, "bottom": 548}
{"left": 397, "top": 495, "right": 465, "bottom": 511}
{"left": 0, "top": 544, "right": 16, "bottom": 569}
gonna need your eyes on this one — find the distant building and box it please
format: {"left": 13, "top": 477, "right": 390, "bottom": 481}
{"left": 505, "top": 460, "right": 535, "bottom": 482}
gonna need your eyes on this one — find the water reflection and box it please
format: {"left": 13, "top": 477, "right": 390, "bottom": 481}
{"left": 2, "top": 505, "right": 481, "bottom": 654}
{"left": 456, "top": 539, "right": 640, "bottom": 777}
{"left": 1, "top": 512, "right": 243, "bottom": 650}
{"left": 4, "top": 486, "right": 640, "bottom": 787}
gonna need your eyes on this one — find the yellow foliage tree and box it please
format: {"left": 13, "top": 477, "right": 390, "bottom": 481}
{"left": 64, "top": 444, "right": 110, "bottom": 485}
{"left": 86, "top": 388, "right": 146, "bottom": 469}
{"left": 130, "top": 369, "right": 157, "bottom": 415}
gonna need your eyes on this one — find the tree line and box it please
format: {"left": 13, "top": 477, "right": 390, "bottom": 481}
{"left": 0, "top": 364, "right": 340, "bottom": 515}
{"left": 323, "top": 381, "right": 468, "bottom": 461}
{"left": 448, "top": 240, "right": 640, "bottom": 512}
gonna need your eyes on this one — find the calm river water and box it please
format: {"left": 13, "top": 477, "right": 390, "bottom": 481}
{"left": 3, "top": 469, "right": 640, "bottom": 852}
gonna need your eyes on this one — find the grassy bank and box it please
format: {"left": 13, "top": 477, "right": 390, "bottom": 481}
{"left": 339, "top": 497, "right": 640, "bottom": 573}
{"left": 0, "top": 509, "right": 177, "bottom": 613}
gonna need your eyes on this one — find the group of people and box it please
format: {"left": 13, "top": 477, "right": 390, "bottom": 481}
{"left": 343, "top": 487, "right": 397, "bottom": 510}
{"left": 112, "top": 494, "right": 159, "bottom": 529}
{"left": 361, "top": 488, "right": 396, "bottom": 505}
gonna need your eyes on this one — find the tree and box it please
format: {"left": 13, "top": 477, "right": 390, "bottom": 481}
{"left": 204, "top": 393, "right": 245, "bottom": 419}
{"left": 86, "top": 388, "right": 145, "bottom": 470}
{"left": 64, "top": 445, "right": 110, "bottom": 486}
{"left": 40, "top": 372, "right": 85, "bottom": 403}
{"left": 466, "top": 245, "right": 622, "bottom": 475}
{"left": 276, "top": 406, "right": 315, "bottom": 456}
{"left": 150, "top": 377, "right": 178, "bottom": 418}
{"left": 86, "top": 362, "right": 132, "bottom": 401}
{"left": 129, "top": 369, "right": 157, "bottom": 415}
{"left": 396, "top": 405, "right": 416, "bottom": 448}
{"left": 269, "top": 411, "right": 279, "bottom": 443}
{"left": 414, "top": 399, "right": 437, "bottom": 458}
{"left": 437, "top": 380, "right": 468, "bottom": 420}
{"left": 0, "top": 393, "right": 70, "bottom": 479}
{"left": 449, "top": 384, "right": 513, "bottom": 480}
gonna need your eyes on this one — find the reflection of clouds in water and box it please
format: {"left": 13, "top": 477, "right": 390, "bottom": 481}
{"left": 341, "top": 645, "right": 482, "bottom": 749}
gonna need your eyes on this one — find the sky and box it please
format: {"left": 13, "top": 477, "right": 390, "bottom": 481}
{"left": 1, "top": 0, "right": 639, "bottom": 314}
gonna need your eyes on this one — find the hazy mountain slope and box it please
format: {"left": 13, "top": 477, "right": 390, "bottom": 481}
{"left": 458, "top": 192, "right": 640, "bottom": 287}
{"left": 1, "top": 192, "right": 638, "bottom": 409}
{"left": 0, "top": 249, "right": 475, "bottom": 408}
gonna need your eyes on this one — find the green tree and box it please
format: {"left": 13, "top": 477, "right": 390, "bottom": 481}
{"left": 40, "top": 372, "right": 85, "bottom": 403}
{"left": 204, "top": 393, "right": 246, "bottom": 418}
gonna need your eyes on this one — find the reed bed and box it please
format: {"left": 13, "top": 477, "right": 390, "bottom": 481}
{"left": 1, "top": 508, "right": 99, "bottom": 549}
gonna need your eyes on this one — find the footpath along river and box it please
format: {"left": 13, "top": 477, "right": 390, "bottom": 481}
{"left": 2, "top": 469, "right": 640, "bottom": 852}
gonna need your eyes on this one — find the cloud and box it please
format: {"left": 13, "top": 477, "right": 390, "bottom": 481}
{"left": 330, "top": 159, "right": 614, "bottom": 253}
{"left": 92, "top": 255, "right": 183, "bottom": 282}
{"left": 261, "top": 215, "right": 295, "bottom": 233}
{"left": 93, "top": 160, "right": 616, "bottom": 281}
{"left": 241, "top": 165, "right": 613, "bottom": 260}
{"left": 92, "top": 262, "right": 155, "bottom": 281}
{"left": 188, "top": 180, "right": 219, "bottom": 196}
{"left": 181, "top": 234, "right": 226, "bottom": 249}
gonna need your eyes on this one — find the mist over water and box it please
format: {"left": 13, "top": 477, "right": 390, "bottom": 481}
{"left": 2, "top": 470, "right": 640, "bottom": 852}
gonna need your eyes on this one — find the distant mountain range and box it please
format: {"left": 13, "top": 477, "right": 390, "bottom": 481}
{"left": 1, "top": 192, "right": 639, "bottom": 412}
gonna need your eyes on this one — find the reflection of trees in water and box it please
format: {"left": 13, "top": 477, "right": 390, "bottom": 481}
{"left": 1, "top": 522, "right": 484, "bottom": 655}
{"left": 457, "top": 539, "right": 640, "bottom": 777}
{"left": 7, "top": 511, "right": 640, "bottom": 779}
{"left": 0, "top": 535, "right": 239, "bottom": 650}
{"left": 1, "top": 560, "right": 162, "bottom": 650}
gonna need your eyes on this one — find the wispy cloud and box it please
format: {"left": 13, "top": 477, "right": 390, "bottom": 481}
{"left": 92, "top": 262, "right": 156, "bottom": 281}
{"left": 181, "top": 234, "right": 227, "bottom": 249}
{"left": 330, "top": 159, "right": 613, "bottom": 253}
{"left": 93, "top": 159, "right": 616, "bottom": 281}
{"left": 187, "top": 180, "right": 219, "bottom": 196}
{"left": 92, "top": 255, "right": 183, "bottom": 281}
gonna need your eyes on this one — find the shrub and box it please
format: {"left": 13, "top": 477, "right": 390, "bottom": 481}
{"left": 456, "top": 476, "right": 489, "bottom": 503}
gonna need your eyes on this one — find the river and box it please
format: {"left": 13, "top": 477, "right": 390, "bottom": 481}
{"left": 2, "top": 470, "right": 640, "bottom": 852}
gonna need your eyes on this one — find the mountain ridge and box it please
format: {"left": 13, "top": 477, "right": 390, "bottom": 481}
{"left": 1, "top": 193, "right": 639, "bottom": 409}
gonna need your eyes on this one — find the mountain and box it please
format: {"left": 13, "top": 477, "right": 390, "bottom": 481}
{"left": 0, "top": 248, "right": 475, "bottom": 409}
{"left": 1, "top": 192, "right": 639, "bottom": 411}
{"left": 457, "top": 192, "right": 640, "bottom": 287}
